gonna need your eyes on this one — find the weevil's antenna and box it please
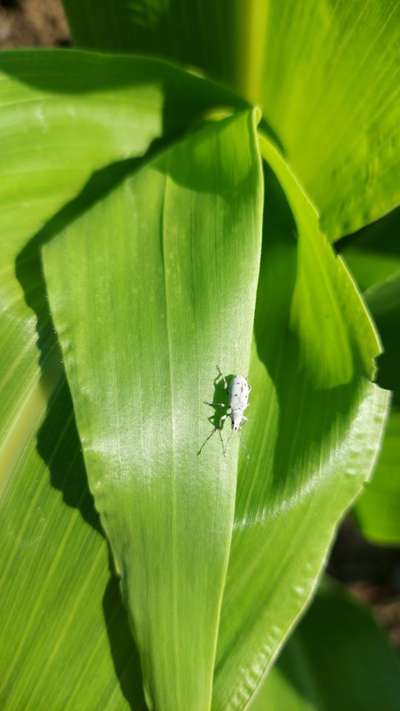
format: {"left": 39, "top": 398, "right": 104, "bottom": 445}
{"left": 197, "top": 428, "right": 217, "bottom": 456}
{"left": 198, "top": 427, "right": 229, "bottom": 456}
{"left": 197, "top": 426, "right": 228, "bottom": 456}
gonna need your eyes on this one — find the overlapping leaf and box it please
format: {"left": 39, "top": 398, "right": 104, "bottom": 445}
{"left": 0, "top": 48, "right": 241, "bottom": 522}
{"left": 0, "top": 46, "right": 395, "bottom": 711}
{"left": 210, "top": 137, "right": 388, "bottom": 709}
{"left": 0, "top": 48, "right": 243, "bottom": 459}
{"left": 0, "top": 382, "right": 145, "bottom": 710}
{"left": 42, "top": 111, "right": 263, "bottom": 711}
{"left": 39, "top": 117, "right": 388, "bottom": 711}
{"left": 62, "top": 0, "right": 400, "bottom": 239}
{"left": 249, "top": 581, "right": 400, "bottom": 711}
{"left": 0, "top": 51, "right": 242, "bottom": 708}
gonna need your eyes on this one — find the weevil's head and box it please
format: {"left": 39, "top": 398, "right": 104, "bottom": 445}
{"left": 231, "top": 413, "right": 242, "bottom": 431}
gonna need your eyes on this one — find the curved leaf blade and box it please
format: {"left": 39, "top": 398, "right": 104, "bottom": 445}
{"left": 211, "top": 136, "right": 388, "bottom": 709}
{"left": 0, "top": 48, "right": 245, "bottom": 477}
{"left": 0, "top": 381, "right": 145, "bottom": 710}
{"left": 0, "top": 45, "right": 393, "bottom": 707}
{"left": 42, "top": 111, "right": 263, "bottom": 711}
{"left": 1, "top": 48, "right": 244, "bottom": 261}
{"left": 62, "top": 1, "right": 400, "bottom": 240}
{"left": 257, "top": 0, "right": 400, "bottom": 239}
{"left": 249, "top": 581, "right": 400, "bottom": 711}
{"left": 0, "top": 50, "right": 244, "bottom": 708}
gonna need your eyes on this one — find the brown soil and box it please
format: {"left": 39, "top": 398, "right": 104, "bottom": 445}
{"left": 0, "top": 0, "right": 69, "bottom": 48}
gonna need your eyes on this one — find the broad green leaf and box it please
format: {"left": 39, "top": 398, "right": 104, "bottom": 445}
{"left": 0, "top": 46, "right": 242, "bottom": 532}
{"left": 256, "top": 0, "right": 400, "bottom": 239}
{"left": 0, "top": 46, "right": 237, "bottom": 472}
{"left": 41, "top": 121, "right": 388, "bottom": 711}
{"left": 62, "top": 1, "right": 400, "bottom": 239}
{"left": 211, "top": 137, "right": 388, "bottom": 709}
{"left": 0, "top": 381, "right": 145, "bottom": 710}
{"left": 0, "top": 51, "right": 242, "bottom": 707}
{"left": 0, "top": 48, "right": 244, "bottom": 463}
{"left": 0, "top": 48, "right": 243, "bottom": 262}
{"left": 0, "top": 47, "right": 393, "bottom": 708}
{"left": 249, "top": 581, "right": 400, "bottom": 711}
{"left": 42, "top": 111, "right": 263, "bottom": 711}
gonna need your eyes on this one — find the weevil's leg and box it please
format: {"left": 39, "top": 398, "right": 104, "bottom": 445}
{"left": 217, "top": 407, "right": 231, "bottom": 419}
{"left": 216, "top": 365, "right": 228, "bottom": 390}
{"left": 204, "top": 400, "right": 227, "bottom": 411}
{"left": 241, "top": 415, "right": 248, "bottom": 423}
{"left": 218, "top": 429, "right": 227, "bottom": 456}
{"left": 218, "top": 413, "right": 228, "bottom": 429}
{"left": 197, "top": 427, "right": 217, "bottom": 456}
{"left": 208, "top": 414, "right": 226, "bottom": 431}
{"left": 198, "top": 418, "right": 229, "bottom": 456}
{"left": 198, "top": 419, "right": 226, "bottom": 456}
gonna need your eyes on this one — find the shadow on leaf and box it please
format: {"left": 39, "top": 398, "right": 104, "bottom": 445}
{"left": 15, "top": 157, "right": 152, "bottom": 711}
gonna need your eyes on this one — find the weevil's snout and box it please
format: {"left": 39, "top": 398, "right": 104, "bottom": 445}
{"left": 232, "top": 418, "right": 240, "bottom": 432}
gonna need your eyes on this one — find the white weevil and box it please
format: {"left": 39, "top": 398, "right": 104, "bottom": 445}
{"left": 197, "top": 366, "right": 251, "bottom": 455}
{"left": 226, "top": 372, "right": 251, "bottom": 431}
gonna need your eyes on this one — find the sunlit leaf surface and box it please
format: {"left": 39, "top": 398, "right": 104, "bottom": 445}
{"left": 209, "top": 136, "right": 388, "bottom": 710}
{"left": 0, "top": 47, "right": 394, "bottom": 710}
{"left": 62, "top": 0, "right": 400, "bottom": 239}
{"left": 0, "top": 51, "right": 242, "bottom": 709}
{"left": 0, "top": 48, "right": 242, "bottom": 463}
{"left": 43, "top": 111, "right": 263, "bottom": 711}
{"left": 41, "top": 120, "right": 388, "bottom": 711}
{"left": 0, "top": 382, "right": 145, "bottom": 711}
